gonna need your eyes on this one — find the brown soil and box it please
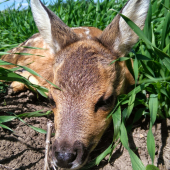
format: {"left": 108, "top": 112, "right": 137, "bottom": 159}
{"left": 0, "top": 90, "right": 170, "bottom": 170}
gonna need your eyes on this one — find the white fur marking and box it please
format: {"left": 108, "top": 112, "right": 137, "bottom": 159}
{"left": 71, "top": 27, "right": 91, "bottom": 39}
{"left": 33, "top": 36, "right": 42, "bottom": 42}
{"left": 114, "top": 37, "right": 120, "bottom": 52}
{"left": 84, "top": 27, "right": 90, "bottom": 39}
{"left": 79, "top": 33, "right": 83, "bottom": 38}
{"left": 71, "top": 27, "right": 82, "bottom": 29}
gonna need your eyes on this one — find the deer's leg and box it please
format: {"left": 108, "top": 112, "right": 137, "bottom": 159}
{"left": 10, "top": 69, "right": 39, "bottom": 93}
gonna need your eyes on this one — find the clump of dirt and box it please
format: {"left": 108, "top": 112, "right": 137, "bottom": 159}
{"left": 0, "top": 90, "right": 170, "bottom": 170}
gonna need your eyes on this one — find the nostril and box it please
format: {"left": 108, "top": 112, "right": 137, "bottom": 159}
{"left": 55, "top": 152, "right": 77, "bottom": 164}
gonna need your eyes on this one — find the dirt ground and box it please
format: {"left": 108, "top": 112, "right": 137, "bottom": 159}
{"left": 0, "top": 90, "right": 170, "bottom": 170}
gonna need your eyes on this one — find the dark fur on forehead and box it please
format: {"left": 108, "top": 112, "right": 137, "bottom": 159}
{"left": 54, "top": 40, "right": 117, "bottom": 95}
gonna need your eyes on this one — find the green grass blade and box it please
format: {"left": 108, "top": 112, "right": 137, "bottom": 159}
{"left": 147, "top": 127, "right": 155, "bottom": 165}
{"left": 147, "top": 94, "right": 158, "bottom": 165}
{"left": 109, "top": 83, "right": 150, "bottom": 119}
{"left": 133, "top": 56, "right": 138, "bottom": 84}
{"left": 144, "top": 2, "right": 152, "bottom": 41}
{"left": 96, "top": 144, "right": 112, "bottom": 165}
{"left": 80, "top": 144, "right": 112, "bottom": 169}
{"left": 160, "top": 12, "right": 170, "bottom": 50}
{"left": 17, "top": 110, "right": 52, "bottom": 117}
{"left": 127, "top": 94, "right": 135, "bottom": 119}
{"left": 0, "top": 52, "right": 10, "bottom": 56}
{"left": 136, "top": 54, "right": 151, "bottom": 61}
{"left": 28, "top": 125, "right": 47, "bottom": 134}
{"left": 0, "top": 116, "right": 16, "bottom": 123}
{"left": 120, "top": 122, "right": 145, "bottom": 170}
{"left": 128, "top": 149, "right": 145, "bottom": 170}
{"left": 36, "top": 87, "right": 48, "bottom": 98}
{"left": 22, "top": 46, "right": 47, "bottom": 50}
{"left": 0, "top": 59, "right": 61, "bottom": 90}
{"left": 149, "top": 94, "right": 158, "bottom": 125}
{"left": 133, "top": 108, "right": 145, "bottom": 123}
{"left": 126, "top": 55, "right": 138, "bottom": 118}
{"left": 14, "top": 52, "right": 45, "bottom": 57}
{"left": 145, "top": 164, "right": 159, "bottom": 170}
{"left": 112, "top": 105, "right": 121, "bottom": 141}
{"left": 140, "top": 61, "right": 155, "bottom": 77}
{"left": 0, "top": 123, "right": 13, "bottom": 131}
{"left": 17, "top": 116, "right": 47, "bottom": 134}
{"left": 120, "top": 122, "right": 129, "bottom": 150}
{"left": 110, "top": 57, "right": 130, "bottom": 65}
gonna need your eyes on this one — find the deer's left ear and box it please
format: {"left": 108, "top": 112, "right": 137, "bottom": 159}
{"left": 99, "top": 0, "right": 150, "bottom": 57}
{"left": 31, "top": 0, "right": 79, "bottom": 54}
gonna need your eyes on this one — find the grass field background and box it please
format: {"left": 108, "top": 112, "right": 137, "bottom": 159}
{"left": 0, "top": 0, "right": 170, "bottom": 169}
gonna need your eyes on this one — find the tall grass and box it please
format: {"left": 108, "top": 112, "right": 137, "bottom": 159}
{"left": 0, "top": 0, "right": 170, "bottom": 169}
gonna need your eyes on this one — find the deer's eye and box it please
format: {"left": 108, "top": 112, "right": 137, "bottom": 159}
{"left": 48, "top": 93, "right": 56, "bottom": 109}
{"left": 95, "top": 94, "right": 114, "bottom": 112}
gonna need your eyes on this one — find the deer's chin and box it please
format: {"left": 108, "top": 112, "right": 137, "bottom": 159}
{"left": 52, "top": 158, "right": 88, "bottom": 170}
{"left": 52, "top": 154, "right": 88, "bottom": 170}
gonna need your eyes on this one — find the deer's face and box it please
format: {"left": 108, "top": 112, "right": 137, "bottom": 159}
{"left": 49, "top": 40, "right": 123, "bottom": 169}
{"left": 30, "top": 0, "right": 149, "bottom": 169}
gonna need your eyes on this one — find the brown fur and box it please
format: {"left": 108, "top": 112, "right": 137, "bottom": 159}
{"left": 1, "top": 0, "right": 149, "bottom": 169}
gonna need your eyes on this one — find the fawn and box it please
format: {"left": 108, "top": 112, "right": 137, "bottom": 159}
{"left": 1, "top": 0, "right": 149, "bottom": 169}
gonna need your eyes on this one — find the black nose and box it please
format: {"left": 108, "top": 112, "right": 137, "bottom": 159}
{"left": 55, "top": 152, "right": 77, "bottom": 168}
{"left": 52, "top": 140, "right": 88, "bottom": 169}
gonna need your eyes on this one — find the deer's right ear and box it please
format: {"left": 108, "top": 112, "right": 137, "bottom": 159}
{"left": 31, "top": 0, "right": 79, "bottom": 53}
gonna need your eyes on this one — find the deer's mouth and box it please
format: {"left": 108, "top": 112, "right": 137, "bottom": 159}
{"left": 52, "top": 140, "right": 94, "bottom": 169}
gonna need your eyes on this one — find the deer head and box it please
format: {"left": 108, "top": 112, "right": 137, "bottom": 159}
{"left": 31, "top": 0, "right": 149, "bottom": 169}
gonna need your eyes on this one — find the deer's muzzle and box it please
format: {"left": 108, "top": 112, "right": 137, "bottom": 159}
{"left": 52, "top": 140, "right": 89, "bottom": 169}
